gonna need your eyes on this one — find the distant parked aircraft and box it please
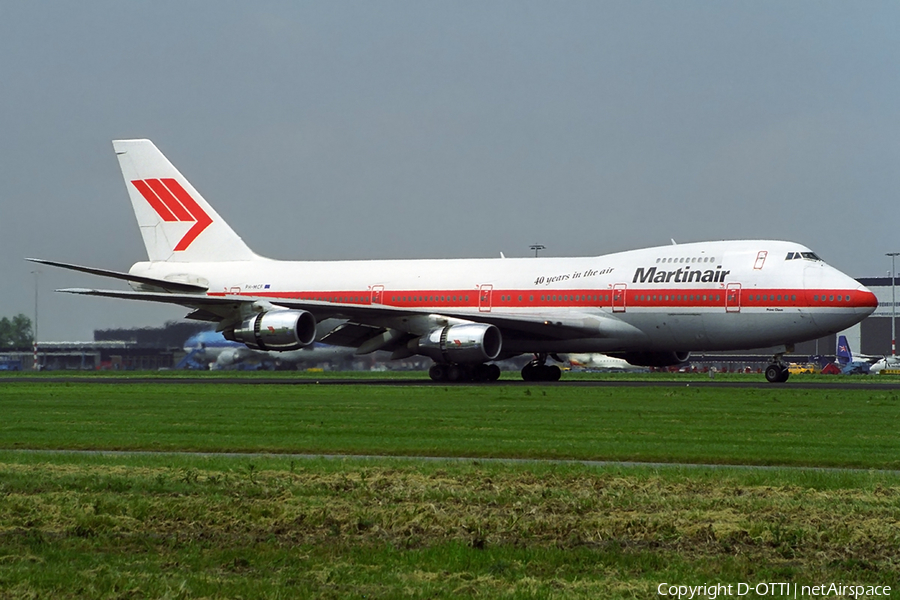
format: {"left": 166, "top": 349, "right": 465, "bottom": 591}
{"left": 566, "top": 353, "right": 648, "bottom": 372}
{"left": 869, "top": 355, "right": 900, "bottom": 374}
{"left": 835, "top": 335, "right": 879, "bottom": 375}
{"left": 182, "top": 329, "right": 352, "bottom": 370}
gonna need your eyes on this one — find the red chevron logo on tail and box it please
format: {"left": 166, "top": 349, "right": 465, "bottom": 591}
{"left": 131, "top": 178, "right": 212, "bottom": 251}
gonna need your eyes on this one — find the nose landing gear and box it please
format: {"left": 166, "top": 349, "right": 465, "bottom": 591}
{"left": 764, "top": 352, "right": 790, "bottom": 383}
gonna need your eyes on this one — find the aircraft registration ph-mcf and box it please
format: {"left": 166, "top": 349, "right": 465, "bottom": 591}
{"left": 30, "top": 139, "right": 878, "bottom": 383}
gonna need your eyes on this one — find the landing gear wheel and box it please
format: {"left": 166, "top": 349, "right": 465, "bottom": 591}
{"left": 521, "top": 360, "right": 562, "bottom": 382}
{"left": 473, "top": 363, "right": 500, "bottom": 382}
{"left": 545, "top": 364, "right": 561, "bottom": 381}
{"left": 429, "top": 364, "right": 448, "bottom": 382}
{"left": 764, "top": 364, "right": 789, "bottom": 383}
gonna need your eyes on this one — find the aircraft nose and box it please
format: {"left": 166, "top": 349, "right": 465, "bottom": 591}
{"left": 803, "top": 264, "right": 877, "bottom": 331}
{"left": 854, "top": 282, "right": 878, "bottom": 316}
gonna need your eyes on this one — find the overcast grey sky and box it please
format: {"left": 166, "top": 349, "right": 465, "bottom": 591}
{"left": 2, "top": 2, "right": 898, "bottom": 341}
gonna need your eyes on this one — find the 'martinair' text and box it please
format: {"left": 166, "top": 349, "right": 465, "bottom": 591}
{"left": 633, "top": 265, "right": 731, "bottom": 284}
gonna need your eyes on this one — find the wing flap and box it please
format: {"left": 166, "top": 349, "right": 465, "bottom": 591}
{"left": 319, "top": 322, "right": 386, "bottom": 347}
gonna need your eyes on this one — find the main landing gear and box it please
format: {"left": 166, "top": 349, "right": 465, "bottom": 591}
{"left": 429, "top": 362, "right": 501, "bottom": 382}
{"left": 521, "top": 353, "right": 562, "bottom": 382}
{"left": 764, "top": 353, "right": 790, "bottom": 383}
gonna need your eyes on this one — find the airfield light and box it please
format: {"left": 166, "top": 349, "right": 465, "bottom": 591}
{"left": 887, "top": 253, "right": 900, "bottom": 356}
{"left": 31, "top": 270, "right": 39, "bottom": 370}
{"left": 530, "top": 244, "right": 546, "bottom": 258}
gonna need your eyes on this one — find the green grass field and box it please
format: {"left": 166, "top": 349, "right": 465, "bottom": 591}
{"left": 1, "top": 377, "right": 899, "bottom": 598}
{"left": 1, "top": 380, "right": 899, "bottom": 467}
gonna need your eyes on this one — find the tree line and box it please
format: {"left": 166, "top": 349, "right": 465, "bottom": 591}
{"left": 0, "top": 314, "right": 33, "bottom": 348}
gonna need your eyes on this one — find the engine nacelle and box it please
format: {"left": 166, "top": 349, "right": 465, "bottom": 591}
{"left": 416, "top": 323, "right": 502, "bottom": 364}
{"left": 227, "top": 310, "right": 317, "bottom": 351}
{"left": 620, "top": 351, "right": 690, "bottom": 368}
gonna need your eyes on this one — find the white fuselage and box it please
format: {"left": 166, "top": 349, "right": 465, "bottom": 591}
{"left": 131, "top": 239, "right": 875, "bottom": 355}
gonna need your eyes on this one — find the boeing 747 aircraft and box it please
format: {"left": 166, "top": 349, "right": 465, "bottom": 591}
{"left": 30, "top": 139, "right": 877, "bottom": 383}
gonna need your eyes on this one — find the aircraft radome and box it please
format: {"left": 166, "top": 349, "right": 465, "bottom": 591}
{"left": 30, "top": 140, "right": 877, "bottom": 383}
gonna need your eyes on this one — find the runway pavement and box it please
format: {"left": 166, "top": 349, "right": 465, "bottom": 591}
{"left": 4, "top": 376, "right": 900, "bottom": 390}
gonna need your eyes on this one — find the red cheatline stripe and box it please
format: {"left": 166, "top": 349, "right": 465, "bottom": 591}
{"left": 163, "top": 178, "right": 213, "bottom": 251}
{"left": 131, "top": 180, "right": 177, "bottom": 221}
{"left": 146, "top": 179, "right": 193, "bottom": 221}
{"left": 205, "top": 287, "right": 878, "bottom": 310}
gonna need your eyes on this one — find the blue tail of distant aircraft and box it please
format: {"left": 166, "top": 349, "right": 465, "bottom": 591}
{"left": 836, "top": 335, "right": 853, "bottom": 366}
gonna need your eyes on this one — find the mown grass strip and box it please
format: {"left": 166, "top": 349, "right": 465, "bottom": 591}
{"left": 1, "top": 382, "right": 900, "bottom": 468}
{"left": 0, "top": 453, "right": 897, "bottom": 599}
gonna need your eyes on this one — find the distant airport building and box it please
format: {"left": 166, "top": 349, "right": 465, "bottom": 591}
{"left": 851, "top": 277, "right": 898, "bottom": 355}
{"left": 0, "top": 322, "right": 208, "bottom": 371}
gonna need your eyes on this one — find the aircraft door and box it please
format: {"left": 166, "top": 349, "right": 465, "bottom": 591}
{"left": 612, "top": 284, "right": 627, "bottom": 313}
{"left": 479, "top": 284, "right": 493, "bottom": 313}
{"left": 726, "top": 283, "right": 741, "bottom": 313}
{"left": 370, "top": 285, "right": 384, "bottom": 305}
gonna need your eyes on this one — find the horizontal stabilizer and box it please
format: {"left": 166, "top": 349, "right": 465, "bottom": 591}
{"left": 27, "top": 258, "right": 208, "bottom": 293}
{"left": 57, "top": 287, "right": 243, "bottom": 306}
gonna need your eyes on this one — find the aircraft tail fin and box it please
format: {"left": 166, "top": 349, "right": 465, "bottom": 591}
{"left": 836, "top": 335, "right": 853, "bottom": 366}
{"left": 113, "top": 139, "right": 258, "bottom": 262}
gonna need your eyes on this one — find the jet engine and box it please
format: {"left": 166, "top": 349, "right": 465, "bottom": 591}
{"left": 226, "top": 310, "right": 317, "bottom": 351}
{"left": 416, "top": 323, "right": 502, "bottom": 363}
{"left": 620, "top": 351, "right": 690, "bottom": 368}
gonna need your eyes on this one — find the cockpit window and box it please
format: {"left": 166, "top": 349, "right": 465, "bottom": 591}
{"left": 785, "top": 251, "right": 822, "bottom": 261}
